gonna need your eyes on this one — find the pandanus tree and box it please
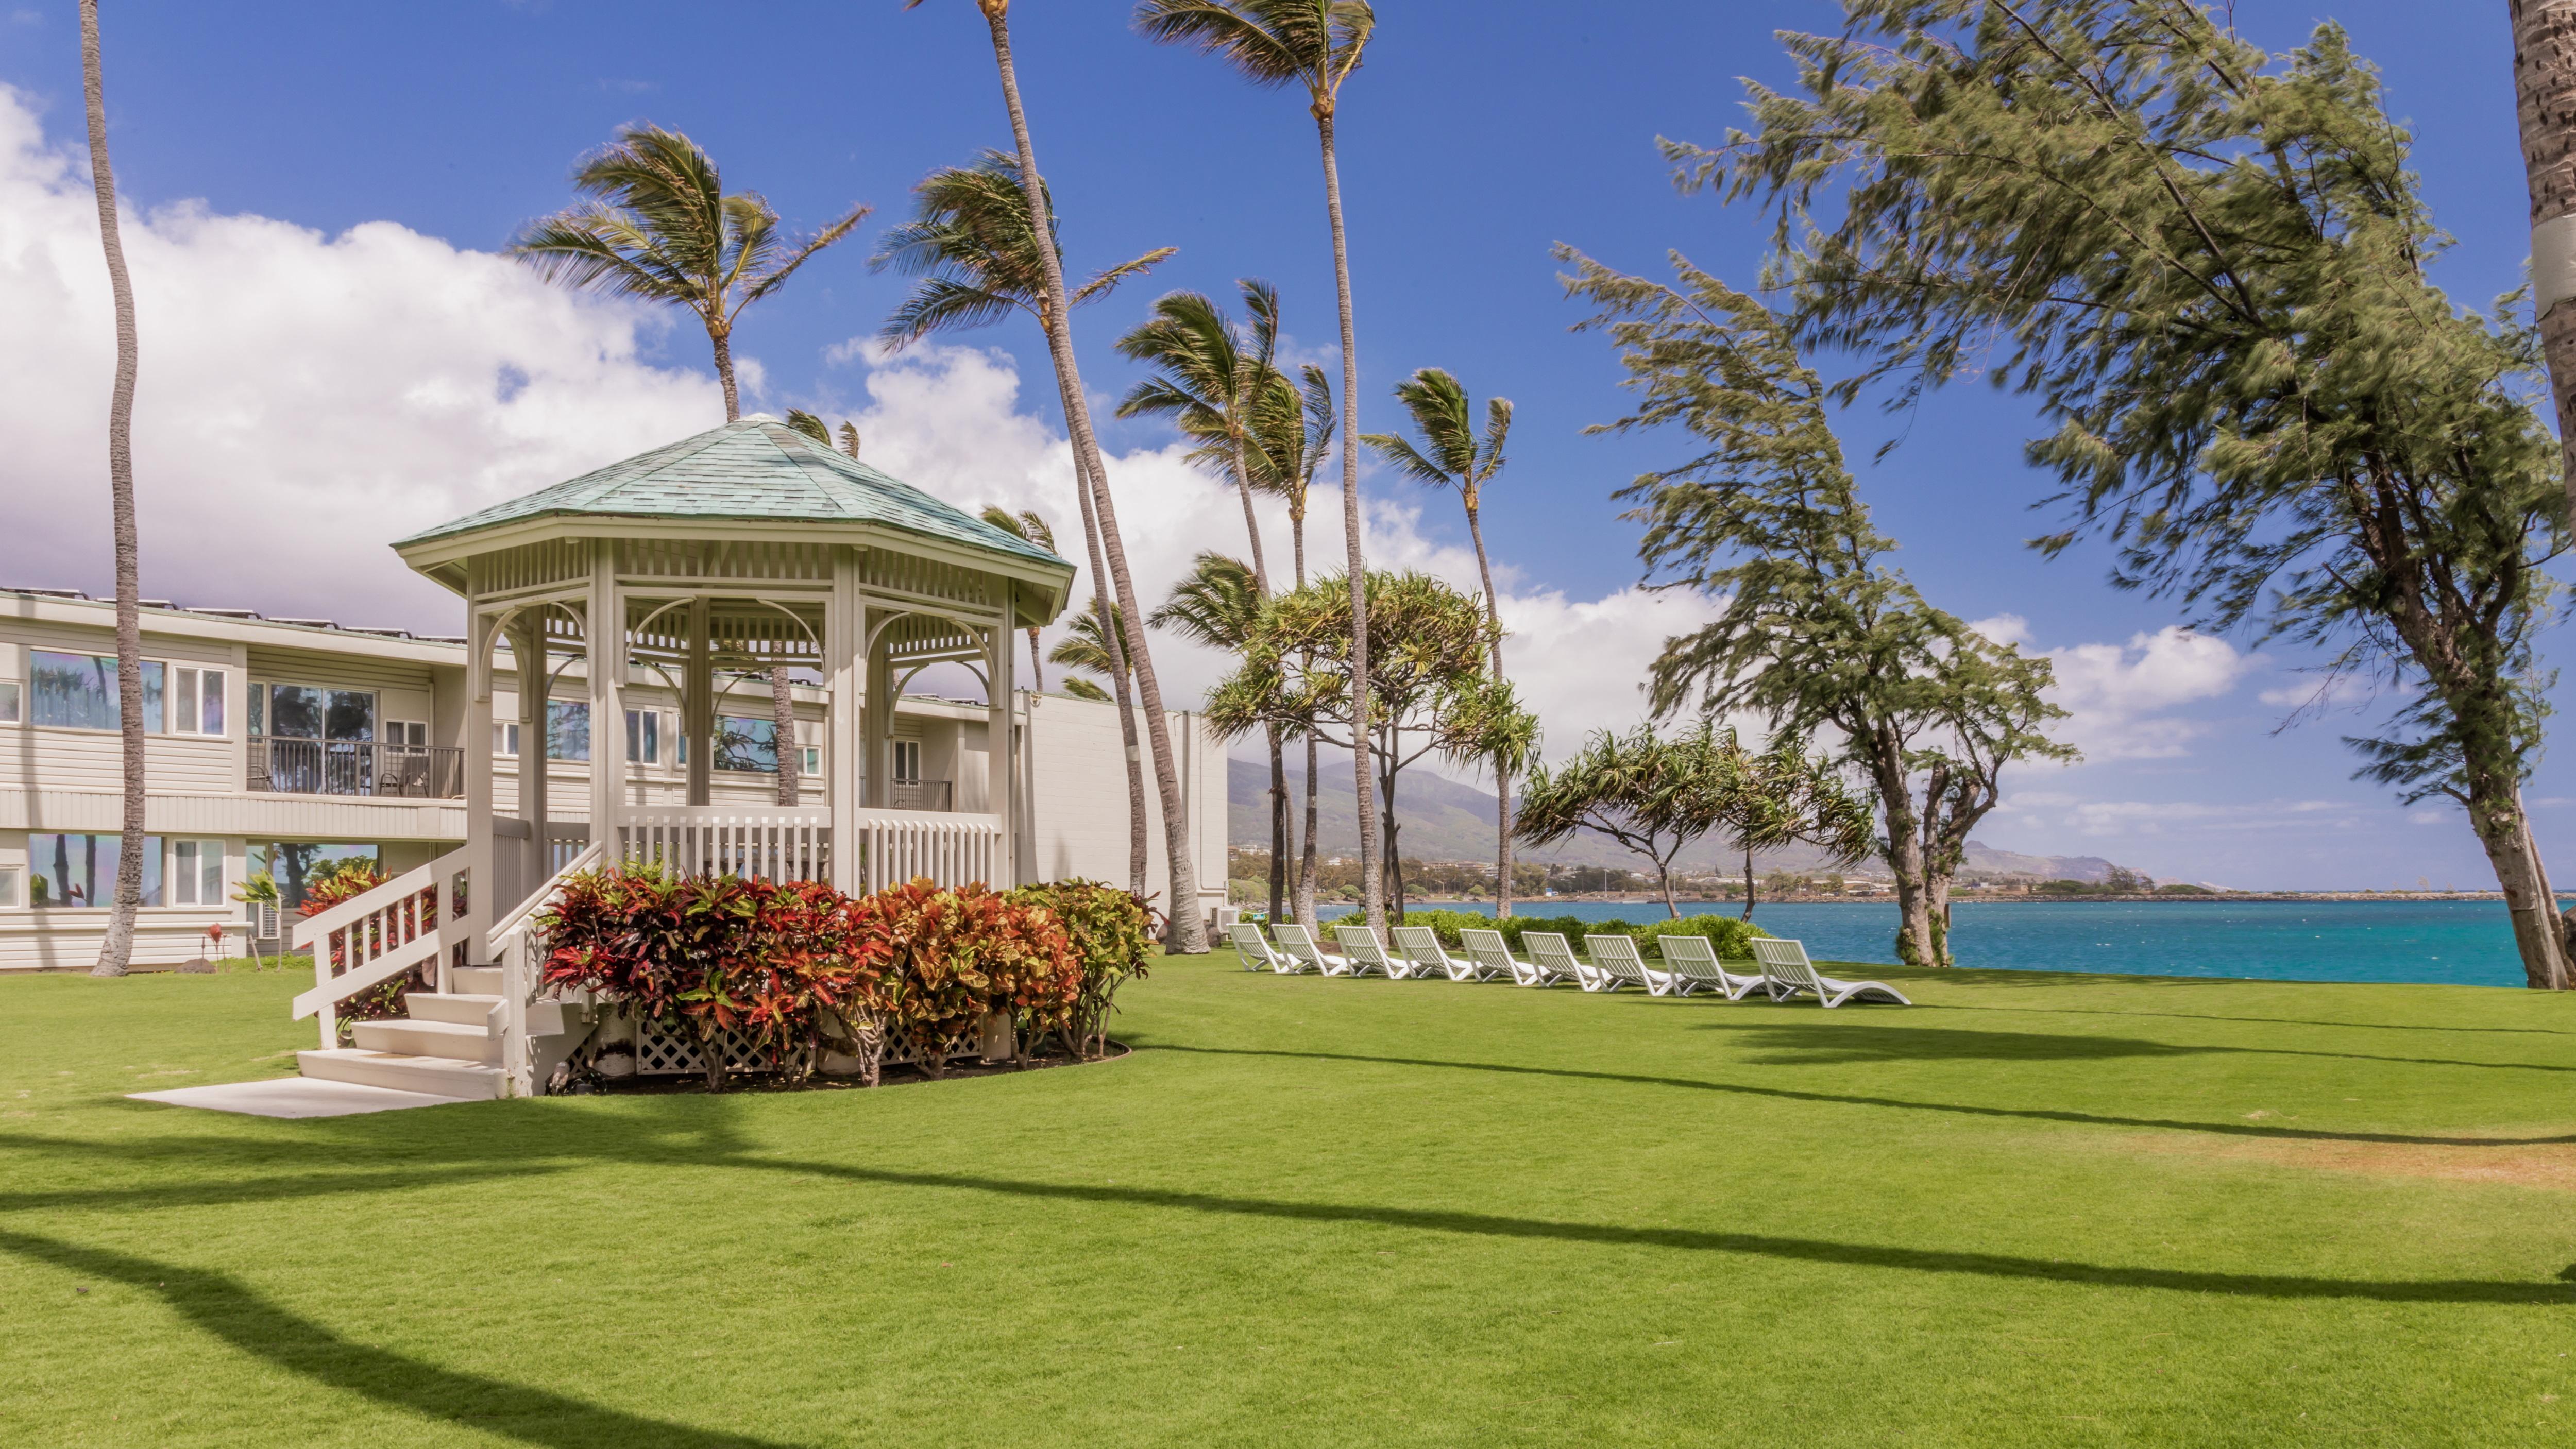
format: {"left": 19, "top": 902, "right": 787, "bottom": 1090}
{"left": 1118, "top": 282, "right": 1298, "bottom": 918}
{"left": 1684, "top": 0, "right": 2569, "bottom": 981}
{"left": 1517, "top": 723, "right": 1872, "bottom": 920}
{"left": 512, "top": 125, "right": 867, "bottom": 811}
{"left": 1138, "top": 0, "right": 1386, "bottom": 930}
{"left": 870, "top": 146, "right": 1171, "bottom": 899}
{"left": 977, "top": 505, "right": 1057, "bottom": 693}
{"left": 79, "top": 0, "right": 143, "bottom": 976}
{"left": 1364, "top": 369, "right": 1519, "bottom": 917}
{"left": 908, "top": 0, "right": 1212, "bottom": 951}
{"left": 1206, "top": 571, "right": 1534, "bottom": 920}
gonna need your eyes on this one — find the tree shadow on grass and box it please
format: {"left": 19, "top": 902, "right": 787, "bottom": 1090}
{"left": 0, "top": 1230, "right": 814, "bottom": 1449}
{"left": 1146, "top": 1044, "right": 2576, "bottom": 1148}
{"left": 1684, "top": 1018, "right": 2576, "bottom": 1076}
{"left": 1925, "top": 1001, "right": 2574, "bottom": 1037}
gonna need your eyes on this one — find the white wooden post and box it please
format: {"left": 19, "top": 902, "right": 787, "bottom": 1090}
{"left": 587, "top": 544, "right": 623, "bottom": 870}
{"left": 827, "top": 550, "right": 865, "bottom": 893}
{"left": 863, "top": 621, "right": 894, "bottom": 810}
{"left": 513, "top": 613, "right": 549, "bottom": 880}
{"left": 461, "top": 606, "right": 499, "bottom": 979}
{"left": 685, "top": 595, "right": 713, "bottom": 808}
{"left": 987, "top": 581, "right": 1016, "bottom": 888}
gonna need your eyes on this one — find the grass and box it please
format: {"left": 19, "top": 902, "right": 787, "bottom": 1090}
{"left": 5, "top": 954, "right": 2576, "bottom": 1446}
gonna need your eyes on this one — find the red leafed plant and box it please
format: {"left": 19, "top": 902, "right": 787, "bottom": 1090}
{"left": 1007, "top": 879, "right": 1154, "bottom": 1059}
{"left": 860, "top": 878, "right": 1079, "bottom": 1078}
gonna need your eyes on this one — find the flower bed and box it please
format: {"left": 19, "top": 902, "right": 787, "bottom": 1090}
{"left": 537, "top": 869, "right": 1152, "bottom": 1092}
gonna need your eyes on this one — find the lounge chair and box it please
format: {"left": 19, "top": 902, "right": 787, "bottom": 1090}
{"left": 1583, "top": 934, "right": 1656, "bottom": 994}
{"left": 1230, "top": 922, "right": 1291, "bottom": 973}
{"left": 1453, "top": 931, "right": 1525, "bottom": 988}
{"left": 1517, "top": 932, "right": 1588, "bottom": 989}
{"left": 1653, "top": 933, "right": 1769, "bottom": 1000}
{"left": 1392, "top": 925, "right": 1500, "bottom": 982}
{"left": 1332, "top": 924, "right": 1403, "bottom": 979}
{"left": 1274, "top": 922, "right": 1353, "bottom": 976}
{"left": 1750, "top": 937, "right": 1912, "bottom": 1007}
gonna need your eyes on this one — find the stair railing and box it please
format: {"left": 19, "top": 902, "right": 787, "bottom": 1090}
{"left": 291, "top": 847, "right": 471, "bottom": 1048}
{"left": 488, "top": 840, "right": 604, "bottom": 1096}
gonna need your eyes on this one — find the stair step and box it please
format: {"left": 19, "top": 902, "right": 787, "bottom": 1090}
{"left": 450, "top": 966, "right": 504, "bottom": 994}
{"left": 351, "top": 1018, "right": 500, "bottom": 1065}
{"left": 298, "top": 1048, "right": 503, "bottom": 1100}
{"left": 407, "top": 992, "right": 502, "bottom": 1027}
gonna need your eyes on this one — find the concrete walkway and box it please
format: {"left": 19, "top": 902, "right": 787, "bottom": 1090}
{"left": 129, "top": 1077, "right": 463, "bottom": 1119}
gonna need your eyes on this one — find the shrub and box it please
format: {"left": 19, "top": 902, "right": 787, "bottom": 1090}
{"left": 1010, "top": 879, "right": 1153, "bottom": 1059}
{"left": 861, "top": 879, "right": 1079, "bottom": 1079}
{"left": 1396, "top": 908, "right": 1766, "bottom": 958}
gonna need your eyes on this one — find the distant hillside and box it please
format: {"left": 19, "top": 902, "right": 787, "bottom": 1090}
{"left": 1228, "top": 758, "right": 2133, "bottom": 881}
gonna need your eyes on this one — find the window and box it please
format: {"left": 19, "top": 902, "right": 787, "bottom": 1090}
{"left": 803, "top": 746, "right": 821, "bottom": 776}
{"left": 0, "top": 865, "right": 18, "bottom": 908}
{"left": 249, "top": 842, "right": 380, "bottom": 911}
{"left": 263, "top": 684, "right": 374, "bottom": 742}
{"left": 30, "top": 651, "right": 163, "bottom": 731}
{"left": 171, "top": 667, "right": 227, "bottom": 736}
{"left": 892, "top": 739, "right": 922, "bottom": 786}
{"left": 547, "top": 701, "right": 589, "bottom": 761}
{"left": 386, "top": 720, "right": 428, "bottom": 746}
{"left": 28, "top": 832, "right": 162, "bottom": 908}
{"left": 713, "top": 714, "right": 777, "bottom": 773}
{"left": 247, "top": 683, "right": 264, "bottom": 737}
{"left": 171, "top": 840, "right": 224, "bottom": 906}
{"left": 0, "top": 679, "right": 19, "bottom": 724}
{"left": 625, "top": 709, "right": 659, "bottom": 763}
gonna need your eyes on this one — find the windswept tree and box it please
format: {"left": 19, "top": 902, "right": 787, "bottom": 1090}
{"left": 871, "top": 145, "right": 1171, "bottom": 898}
{"left": 510, "top": 124, "right": 868, "bottom": 422}
{"left": 1692, "top": 0, "right": 2572, "bottom": 985}
{"left": 1139, "top": 0, "right": 1386, "bottom": 930}
{"left": 1561, "top": 255, "right": 2071, "bottom": 964}
{"left": 786, "top": 408, "right": 862, "bottom": 460}
{"left": 909, "top": 0, "right": 1211, "bottom": 949}
{"left": 978, "top": 505, "right": 1059, "bottom": 693}
{"left": 1518, "top": 723, "right": 1871, "bottom": 919}
{"left": 1049, "top": 602, "right": 1136, "bottom": 698}
{"left": 79, "top": 0, "right": 143, "bottom": 976}
{"left": 1207, "top": 571, "right": 1533, "bottom": 919}
{"left": 1364, "top": 369, "right": 1519, "bottom": 917}
{"left": 1245, "top": 361, "right": 1338, "bottom": 919}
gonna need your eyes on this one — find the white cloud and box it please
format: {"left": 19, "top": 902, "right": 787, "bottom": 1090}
{"left": 1989, "top": 790, "right": 2364, "bottom": 838}
{"left": 1976, "top": 617, "right": 2257, "bottom": 763}
{"left": 0, "top": 86, "right": 719, "bottom": 626}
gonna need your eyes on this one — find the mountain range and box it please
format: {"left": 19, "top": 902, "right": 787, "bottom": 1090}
{"left": 1225, "top": 758, "right": 2133, "bottom": 882}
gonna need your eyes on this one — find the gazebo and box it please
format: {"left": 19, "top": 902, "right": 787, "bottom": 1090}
{"left": 288, "top": 416, "right": 1074, "bottom": 1096}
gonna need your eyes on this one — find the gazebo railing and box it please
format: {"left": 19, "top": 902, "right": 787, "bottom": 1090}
{"left": 850, "top": 808, "right": 999, "bottom": 893}
{"left": 609, "top": 806, "right": 1001, "bottom": 892}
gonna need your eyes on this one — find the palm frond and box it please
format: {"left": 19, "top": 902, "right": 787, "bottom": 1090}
{"left": 1360, "top": 431, "right": 1453, "bottom": 489}
{"left": 1074, "top": 246, "right": 1179, "bottom": 305}
{"left": 1060, "top": 676, "right": 1113, "bottom": 703}
{"left": 879, "top": 277, "right": 1025, "bottom": 347}
{"left": 1150, "top": 553, "right": 1261, "bottom": 651}
{"left": 785, "top": 410, "right": 833, "bottom": 446}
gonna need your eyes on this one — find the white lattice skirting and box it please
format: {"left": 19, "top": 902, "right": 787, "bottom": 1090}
{"left": 631, "top": 1012, "right": 1015, "bottom": 1075}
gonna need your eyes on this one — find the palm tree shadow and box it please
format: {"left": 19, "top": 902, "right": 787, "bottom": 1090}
{"left": 1687, "top": 1018, "right": 2576, "bottom": 1075}
{"left": 0, "top": 1230, "right": 813, "bottom": 1449}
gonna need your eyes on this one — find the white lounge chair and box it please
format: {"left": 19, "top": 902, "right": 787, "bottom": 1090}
{"left": 1583, "top": 934, "right": 1657, "bottom": 994}
{"left": 1230, "top": 921, "right": 1291, "bottom": 973}
{"left": 1275, "top": 922, "right": 1353, "bottom": 976}
{"left": 1751, "top": 937, "right": 1912, "bottom": 1008}
{"left": 1392, "top": 925, "right": 1499, "bottom": 982}
{"left": 1332, "top": 924, "right": 1403, "bottom": 979}
{"left": 1517, "top": 931, "right": 1588, "bottom": 989}
{"left": 1653, "top": 933, "right": 1769, "bottom": 1000}
{"left": 1459, "top": 928, "right": 1551, "bottom": 986}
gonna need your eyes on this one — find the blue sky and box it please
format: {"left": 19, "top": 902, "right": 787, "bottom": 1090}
{"left": 0, "top": 1, "right": 2555, "bottom": 889}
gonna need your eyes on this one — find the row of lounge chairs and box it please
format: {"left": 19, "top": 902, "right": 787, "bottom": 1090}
{"left": 1228, "top": 921, "right": 1911, "bottom": 1008}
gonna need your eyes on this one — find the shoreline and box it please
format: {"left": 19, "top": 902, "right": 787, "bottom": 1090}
{"left": 1314, "top": 892, "right": 2555, "bottom": 909}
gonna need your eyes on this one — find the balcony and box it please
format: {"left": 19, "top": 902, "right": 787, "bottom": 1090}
{"left": 891, "top": 779, "right": 954, "bottom": 812}
{"left": 250, "top": 738, "right": 465, "bottom": 799}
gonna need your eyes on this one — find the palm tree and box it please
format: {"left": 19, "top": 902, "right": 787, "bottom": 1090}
{"left": 79, "top": 0, "right": 141, "bottom": 977}
{"left": 871, "top": 146, "right": 1170, "bottom": 898}
{"left": 514, "top": 128, "right": 864, "bottom": 810}
{"left": 1138, "top": 0, "right": 1382, "bottom": 929}
{"left": 509, "top": 124, "right": 869, "bottom": 422}
{"left": 1364, "top": 368, "right": 1517, "bottom": 915}
{"left": 902, "top": 5, "right": 1211, "bottom": 949}
{"left": 979, "top": 505, "right": 1058, "bottom": 692}
{"left": 785, "top": 408, "right": 862, "bottom": 459}
{"left": 1246, "top": 362, "right": 1337, "bottom": 920}
{"left": 1116, "top": 282, "right": 1278, "bottom": 593}
{"left": 1048, "top": 602, "right": 1135, "bottom": 693}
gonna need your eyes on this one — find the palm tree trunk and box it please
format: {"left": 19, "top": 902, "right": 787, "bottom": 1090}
{"left": 1026, "top": 627, "right": 1045, "bottom": 694}
{"left": 1298, "top": 733, "right": 1319, "bottom": 923}
{"left": 1266, "top": 723, "right": 1286, "bottom": 922}
{"left": 1227, "top": 441, "right": 1273, "bottom": 596}
{"left": 711, "top": 326, "right": 742, "bottom": 422}
{"left": 2513, "top": 0, "right": 2576, "bottom": 515}
{"left": 1314, "top": 109, "right": 1382, "bottom": 933}
{"left": 81, "top": 0, "right": 141, "bottom": 979}
{"left": 1061, "top": 379, "right": 1148, "bottom": 898}
{"left": 982, "top": 8, "right": 1205, "bottom": 949}
{"left": 1740, "top": 845, "right": 1756, "bottom": 921}
{"left": 1464, "top": 502, "right": 1513, "bottom": 920}
{"left": 770, "top": 667, "right": 798, "bottom": 808}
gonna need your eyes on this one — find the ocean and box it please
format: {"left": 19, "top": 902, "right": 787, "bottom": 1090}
{"left": 1308, "top": 897, "right": 2553, "bottom": 987}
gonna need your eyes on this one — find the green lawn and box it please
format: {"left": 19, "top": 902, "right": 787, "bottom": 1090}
{"left": 6, "top": 953, "right": 2575, "bottom": 1446}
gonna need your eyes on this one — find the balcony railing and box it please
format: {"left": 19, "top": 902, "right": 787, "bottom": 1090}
{"left": 250, "top": 738, "right": 465, "bottom": 799}
{"left": 891, "top": 779, "right": 954, "bottom": 812}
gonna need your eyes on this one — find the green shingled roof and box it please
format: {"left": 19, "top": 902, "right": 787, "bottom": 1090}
{"left": 397, "top": 417, "right": 1069, "bottom": 570}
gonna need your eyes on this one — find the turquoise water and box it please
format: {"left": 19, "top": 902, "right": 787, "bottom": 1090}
{"left": 1310, "top": 898, "right": 2555, "bottom": 987}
